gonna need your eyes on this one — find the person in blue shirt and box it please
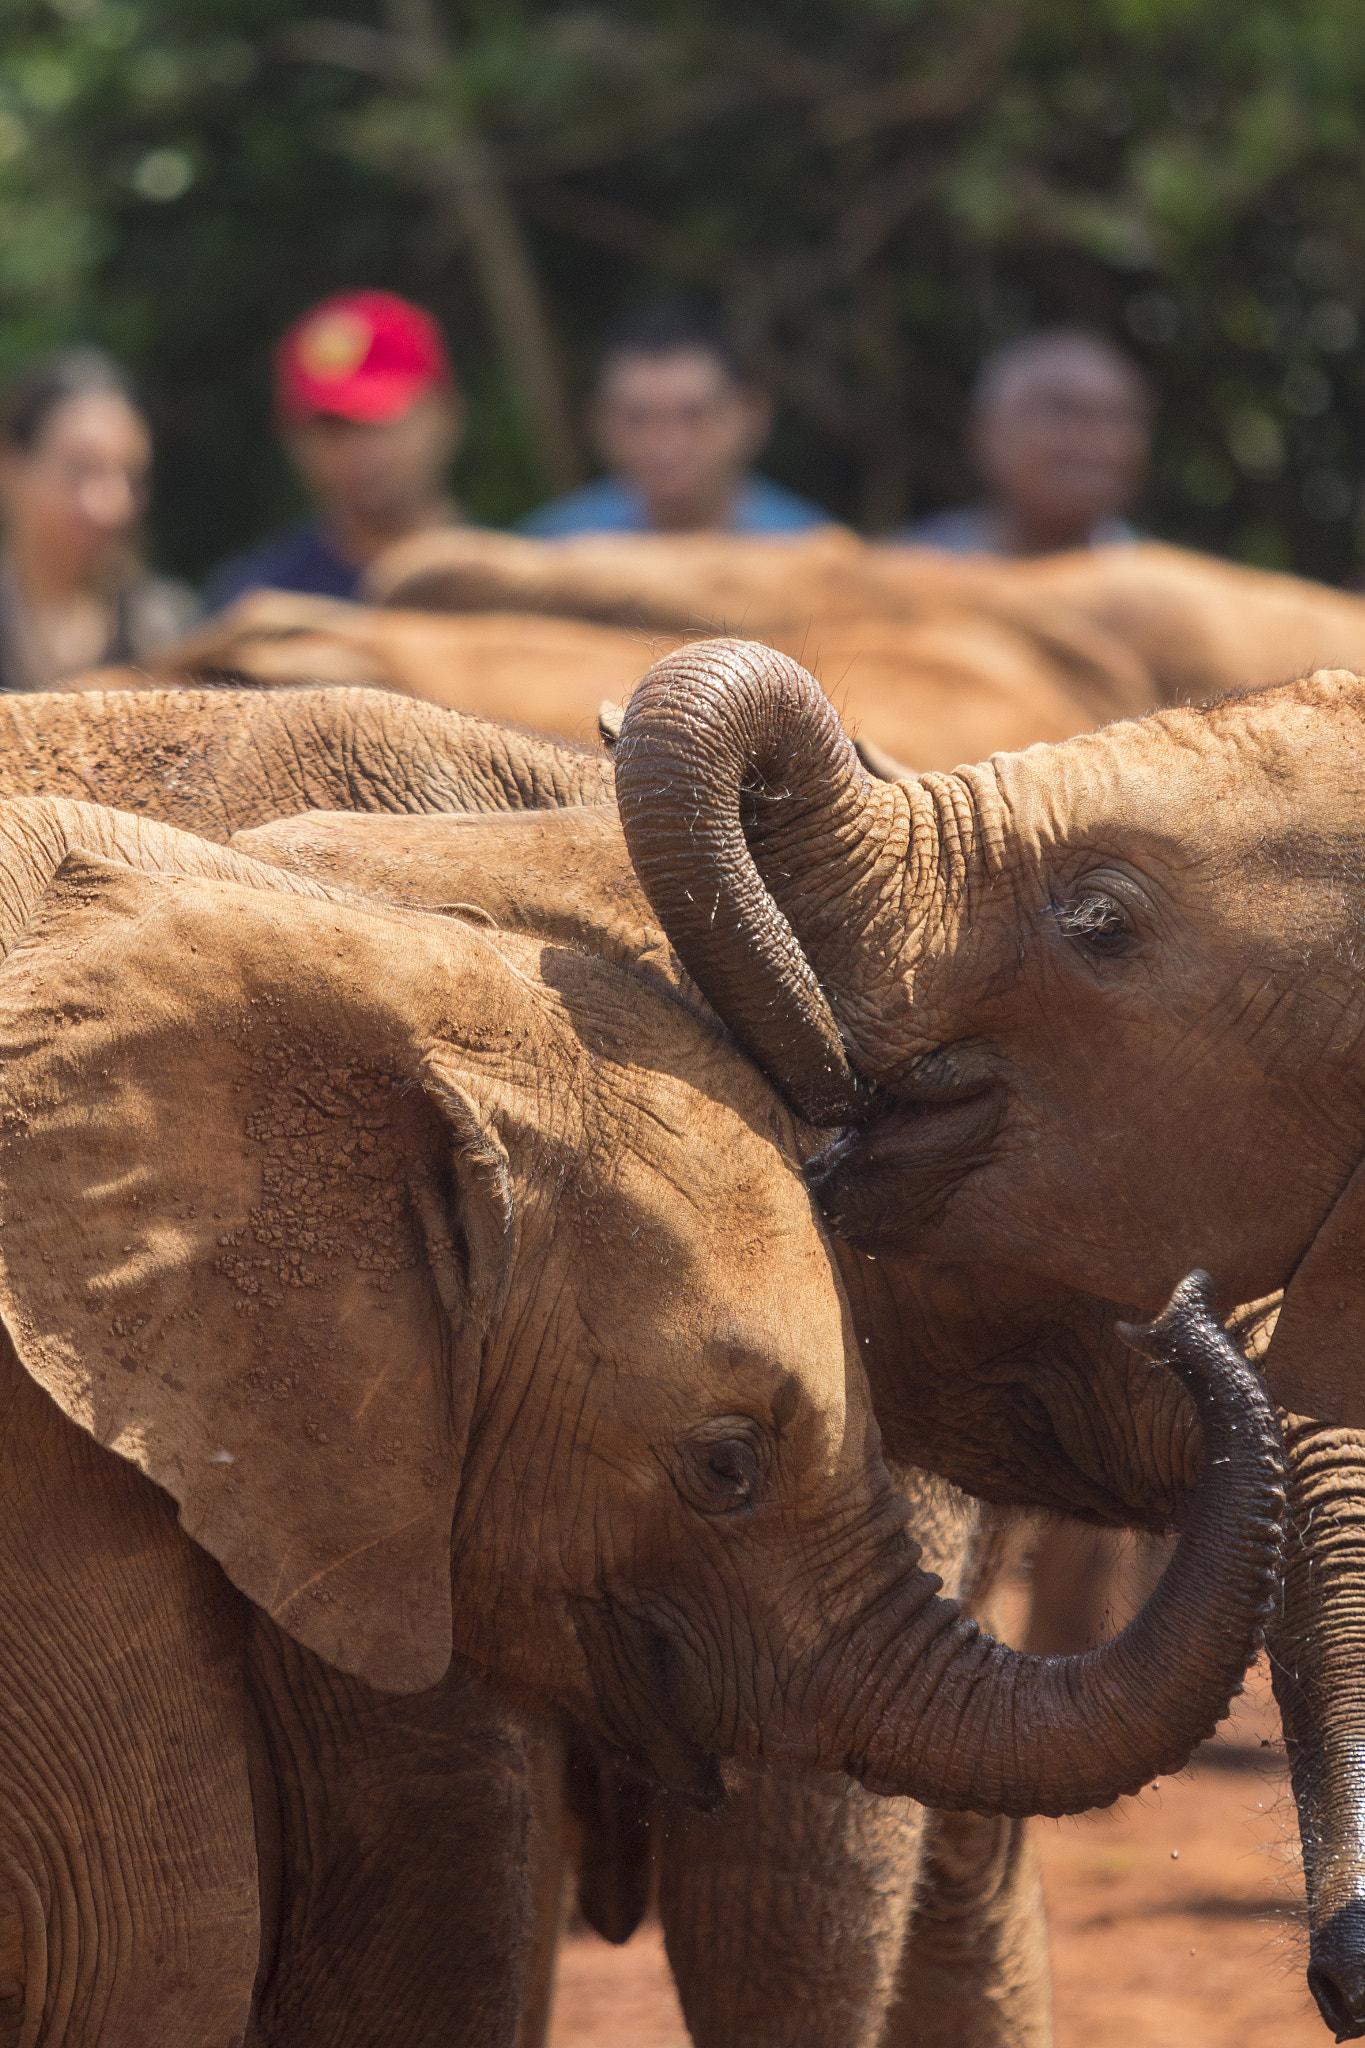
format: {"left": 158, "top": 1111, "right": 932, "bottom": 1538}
{"left": 519, "top": 303, "right": 831, "bottom": 539}
{"left": 893, "top": 329, "right": 1152, "bottom": 556}
{"left": 202, "top": 290, "right": 465, "bottom": 613}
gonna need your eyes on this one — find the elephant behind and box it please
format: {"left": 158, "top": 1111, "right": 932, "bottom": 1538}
{"left": 361, "top": 524, "right": 1365, "bottom": 761}
{"left": 0, "top": 681, "right": 612, "bottom": 839}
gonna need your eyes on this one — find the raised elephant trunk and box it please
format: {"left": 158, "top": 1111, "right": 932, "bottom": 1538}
{"left": 615, "top": 640, "right": 953, "bottom": 1122}
{"left": 804, "top": 1276, "right": 1284, "bottom": 1818}
{"left": 1270, "top": 1418, "right": 1365, "bottom": 2042}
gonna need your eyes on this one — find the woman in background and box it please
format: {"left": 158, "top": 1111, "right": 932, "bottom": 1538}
{"left": 0, "top": 349, "right": 192, "bottom": 691}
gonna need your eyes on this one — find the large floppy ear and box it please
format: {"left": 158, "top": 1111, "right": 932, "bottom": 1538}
{"left": 0, "top": 851, "right": 524, "bottom": 1692}
{"left": 1264, "top": 1154, "right": 1365, "bottom": 1425}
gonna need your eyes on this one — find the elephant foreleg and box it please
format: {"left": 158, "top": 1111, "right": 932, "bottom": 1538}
{"left": 880, "top": 1492, "right": 1053, "bottom": 2047}
{"left": 880, "top": 1809, "right": 1053, "bottom": 2048}
{"left": 656, "top": 1468, "right": 999, "bottom": 2048}
{"left": 658, "top": 1766, "right": 929, "bottom": 2048}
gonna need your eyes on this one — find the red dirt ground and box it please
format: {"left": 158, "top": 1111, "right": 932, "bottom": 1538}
{"left": 546, "top": 1661, "right": 1324, "bottom": 2048}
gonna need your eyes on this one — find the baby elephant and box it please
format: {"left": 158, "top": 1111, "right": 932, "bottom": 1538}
{"left": 0, "top": 798, "right": 1284, "bottom": 2044}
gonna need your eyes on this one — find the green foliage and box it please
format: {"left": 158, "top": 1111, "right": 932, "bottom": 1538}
{"left": 2, "top": 0, "right": 1365, "bottom": 580}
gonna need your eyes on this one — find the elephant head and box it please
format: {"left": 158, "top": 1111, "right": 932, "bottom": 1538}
{"left": 0, "top": 797, "right": 1285, "bottom": 1820}
{"left": 614, "top": 640, "right": 1365, "bottom": 1430}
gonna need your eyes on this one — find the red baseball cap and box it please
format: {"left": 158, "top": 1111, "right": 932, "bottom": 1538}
{"left": 275, "top": 290, "right": 453, "bottom": 425}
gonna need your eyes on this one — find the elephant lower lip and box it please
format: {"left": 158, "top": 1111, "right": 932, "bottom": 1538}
{"left": 571, "top": 1594, "right": 729, "bottom": 1811}
{"left": 818, "top": 1093, "right": 1003, "bottom": 1248}
{"left": 860, "top": 1086, "right": 1002, "bottom": 1150}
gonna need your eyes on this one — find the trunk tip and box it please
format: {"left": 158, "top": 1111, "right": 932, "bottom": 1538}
{"left": 1118, "top": 1269, "right": 1219, "bottom": 1361}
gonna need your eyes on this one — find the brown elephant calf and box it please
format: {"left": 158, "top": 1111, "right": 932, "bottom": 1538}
{"left": 236, "top": 797, "right": 1292, "bottom": 2048}
{"left": 612, "top": 640, "right": 1365, "bottom": 2039}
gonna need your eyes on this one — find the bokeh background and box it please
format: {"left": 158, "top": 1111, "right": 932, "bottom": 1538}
{"left": 6, "top": 0, "right": 1365, "bottom": 581}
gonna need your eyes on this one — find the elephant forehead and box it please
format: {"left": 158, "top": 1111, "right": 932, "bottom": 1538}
{"left": 583, "top": 1107, "right": 854, "bottom": 1406}
{"left": 990, "top": 675, "right": 1365, "bottom": 869}
{"left": 987, "top": 717, "right": 1226, "bottom": 860}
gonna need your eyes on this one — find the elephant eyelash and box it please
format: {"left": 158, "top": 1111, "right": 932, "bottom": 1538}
{"left": 1051, "top": 893, "right": 1134, "bottom": 954}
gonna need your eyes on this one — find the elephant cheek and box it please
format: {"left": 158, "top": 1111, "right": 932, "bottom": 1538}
{"left": 569, "top": 1595, "right": 727, "bottom": 1811}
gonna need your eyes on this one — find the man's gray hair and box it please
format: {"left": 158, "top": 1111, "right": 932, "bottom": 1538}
{"left": 973, "top": 328, "right": 1152, "bottom": 414}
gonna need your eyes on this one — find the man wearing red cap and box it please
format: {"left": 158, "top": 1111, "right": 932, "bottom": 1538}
{"left": 202, "top": 290, "right": 463, "bottom": 612}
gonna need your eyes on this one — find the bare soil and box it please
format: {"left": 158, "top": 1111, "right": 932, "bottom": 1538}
{"left": 546, "top": 1661, "right": 1324, "bottom": 2048}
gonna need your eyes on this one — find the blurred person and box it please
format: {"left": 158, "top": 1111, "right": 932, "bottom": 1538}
{"left": 519, "top": 303, "right": 831, "bottom": 537}
{"left": 203, "top": 290, "right": 463, "bottom": 611}
{"left": 898, "top": 328, "right": 1152, "bottom": 556}
{"left": 0, "top": 349, "right": 193, "bottom": 691}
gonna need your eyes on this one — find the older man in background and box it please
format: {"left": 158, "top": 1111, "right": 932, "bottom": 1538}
{"left": 899, "top": 327, "right": 1152, "bottom": 556}
{"left": 520, "top": 302, "right": 831, "bottom": 538}
{"left": 203, "top": 289, "right": 464, "bottom": 610}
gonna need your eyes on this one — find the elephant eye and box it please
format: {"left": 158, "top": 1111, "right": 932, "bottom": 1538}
{"left": 675, "top": 1428, "right": 765, "bottom": 1514}
{"left": 1054, "top": 891, "right": 1135, "bottom": 957}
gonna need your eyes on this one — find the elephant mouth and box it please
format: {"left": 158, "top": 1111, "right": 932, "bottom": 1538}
{"left": 815, "top": 1087, "right": 1005, "bottom": 1252}
{"left": 570, "top": 1593, "right": 728, "bottom": 1811}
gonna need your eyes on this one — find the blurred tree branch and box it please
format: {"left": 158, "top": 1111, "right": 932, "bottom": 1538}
{"left": 284, "top": 1, "right": 584, "bottom": 492}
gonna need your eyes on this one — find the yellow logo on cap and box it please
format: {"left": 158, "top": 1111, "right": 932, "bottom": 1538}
{"left": 297, "top": 308, "right": 372, "bottom": 381}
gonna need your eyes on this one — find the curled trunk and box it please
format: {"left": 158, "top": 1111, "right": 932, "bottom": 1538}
{"left": 614, "top": 640, "right": 948, "bottom": 1121}
{"left": 615, "top": 641, "right": 873, "bottom": 1121}
{"left": 807, "top": 1276, "right": 1283, "bottom": 1818}
{"left": 1270, "top": 1418, "right": 1365, "bottom": 2042}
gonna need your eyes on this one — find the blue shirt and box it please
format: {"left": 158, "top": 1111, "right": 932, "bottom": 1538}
{"left": 889, "top": 504, "right": 1139, "bottom": 554}
{"left": 517, "top": 473, "right": 831, "bottom": 539}
{"left": 201, "top": 521, "right": 362, "bottom": 613}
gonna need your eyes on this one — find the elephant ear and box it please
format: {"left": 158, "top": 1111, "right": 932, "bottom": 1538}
{"left": 0, "top": 850, "right": 520, "bottom": 1692}
{"left": 1264, "top": 1154, "right": 1365, "bottom": 1425}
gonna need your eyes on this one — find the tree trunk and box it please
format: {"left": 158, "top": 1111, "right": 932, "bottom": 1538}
{"left": 383, "top": 0, "right": 583, "bottom": 495}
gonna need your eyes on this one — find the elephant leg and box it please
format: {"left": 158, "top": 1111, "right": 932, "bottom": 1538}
{"left": 659, "top": 1766, "right": 930, "bottom": 2048}
{"left": 657, "top": 1467, "right": 986, "bottom": 2047}
{"left": 1022, "top": 1518, "right": 1127, "bottom": 1654}
{"left": 0, "top": 1339, "right": 259, "bottom": 2047}
{"left": 881, "top": 1810, "right": 1053, "bottom": 2047}
{"left": 1024, "top": 1519, "right": 1174, "bottom": 1657}
{"left": 880, "top": 1495, "right": 1052, "bottom": 2047}
{"left": 245, "top": 1616, "right": 565, "bottom": 2048}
